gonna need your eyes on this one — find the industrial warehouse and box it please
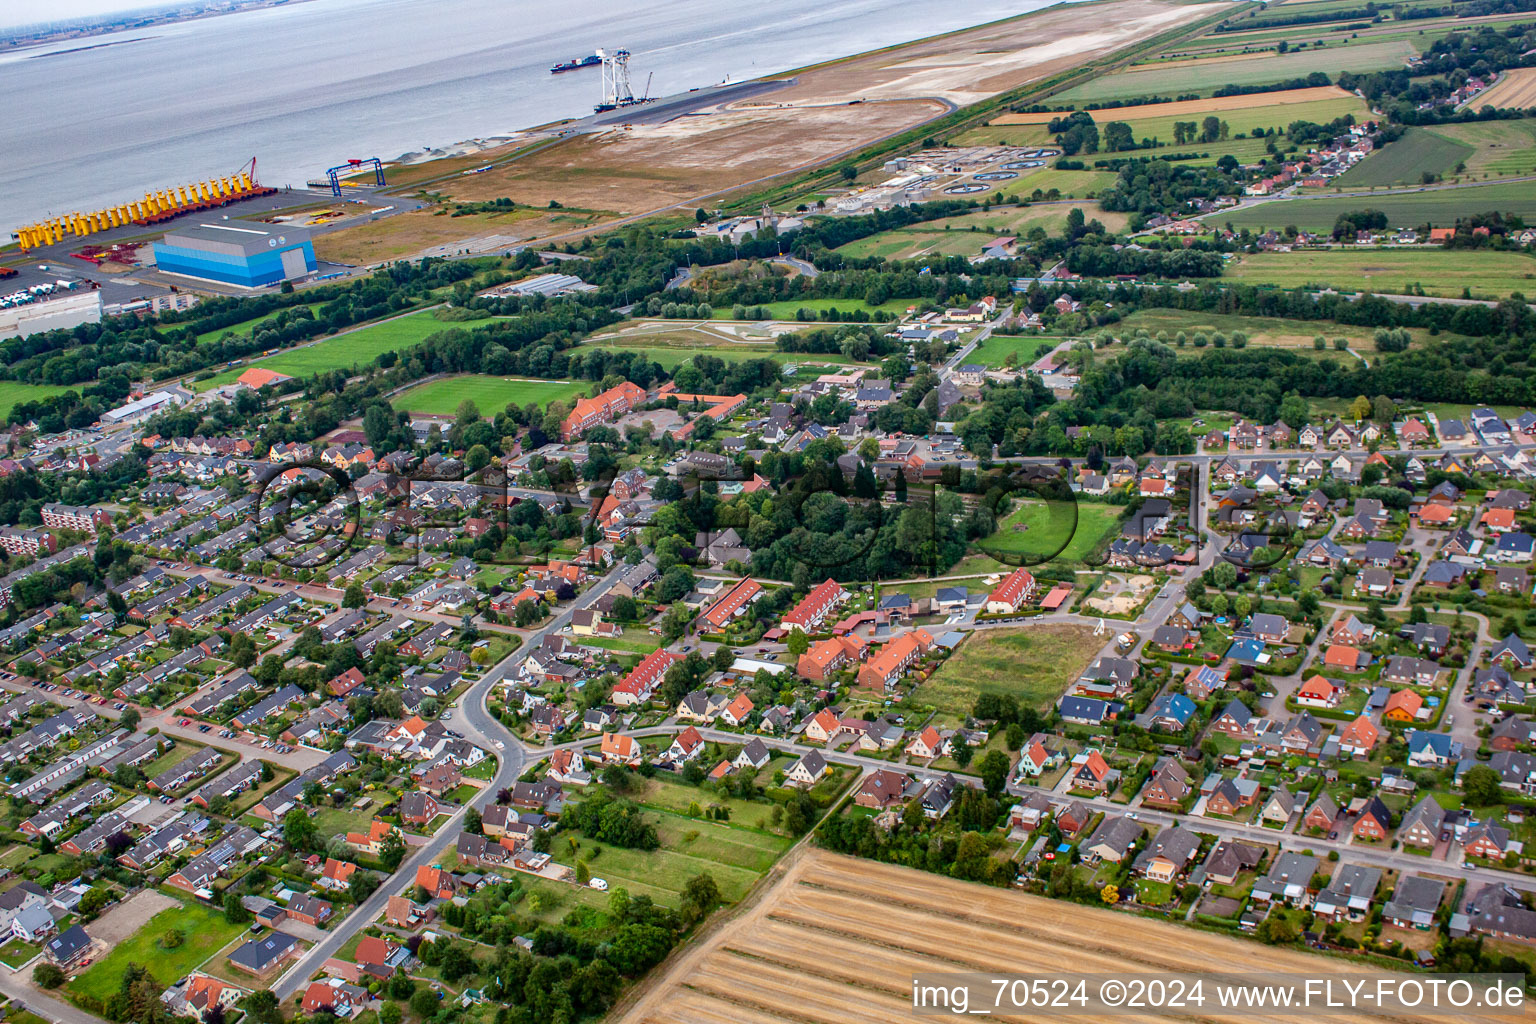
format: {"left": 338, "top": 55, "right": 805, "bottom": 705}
{"left": 152, "top": 221, "right": 317, "bottom": 288}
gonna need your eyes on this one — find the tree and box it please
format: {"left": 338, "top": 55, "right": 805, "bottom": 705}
{"left": 1463, "top": 765, "right": 1502, "bottom": 806}
{"left": 682, "top": 872, "right": 721, "bottom": 922}
{"left": 350, "top": 870, "right": 380, "bottom": 903}
{"left": 380, "top": 828, "right": 407, "bottom": 871}
{"left": 223, "top": 890, "right": 251, "bottom": 925}
{"left": 1348, "top": 395, "right": 1373, "bottom": 422}
{"left": 464, "top": 808, "right": 483, "bottom": 837}
{"left": 119, "top": 707, "right": 140, "bottom": 732}
{"left": 283, "top": 807, "right": 317, "bottom": 851}
{"left": 343, "top": 583, "right": 367, "bottom": 609}
{"left": 410, "top": 988, "right": 441, "bottom": 1017}
{"left": 977, "top": 749, "right": 1010, "bottom": 797}
{"left": 379, "top": 1002, "right": 403, "bottom": 1024}
{"left": 1101, "top": 884, "right": 1119, "bottom": 905}
{"left": 785, "top": 629, "right": 809, "bottom": 657}
{"left": 32, "top": 962, "right": 63, "bottom": 989}
{"left": 241, "top": 990, "right": 281, "bottom": 1024}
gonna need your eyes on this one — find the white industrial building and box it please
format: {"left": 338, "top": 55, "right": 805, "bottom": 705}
{"left": 0, "top": 289, "right": 101, "bottom": 340}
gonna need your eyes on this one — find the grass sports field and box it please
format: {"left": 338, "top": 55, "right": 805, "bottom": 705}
{"left": 391, "top": 375, "right": 590, "bottom": 415}
{"left": 1220, "top": 181, "right": 1536, "bottom": 232}
{"left": 918, "top": 624, "right": 1105, "bottom": 718}
{"left": 836, "top": 204, "right": 1127, "bottom": 260}
{"left": 0, "top": 380, "right": 73, "bottom": 418}
{"left": 1053, "top": 41, "right": 1415, "bottom": 103}
{"left": 193, "top": 309, "right": 453, "bottom": 390}
{"left": 1225, "top": 248, "right": 1536, "bottom": 300}
{"left": 966, "top": 334, "right": 1056, "bottom": 369}
{"left": 1334, "top": 128, "right": 1475, "bottom": 187}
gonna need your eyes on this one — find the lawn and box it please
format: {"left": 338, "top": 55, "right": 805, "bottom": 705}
{"left": 0, "top": 381, "right": 73, "bottom": 419}
{"left": 68, "top": 898, "right": 246, "bottom": 1003}
{"left": 980, "top": 499, "right": 1121, "bottom": 566}
{"left": 312, "top": 804, "right": 383, "bottom": 840}
{"left": 635, "top": 775, "right": 786, "bottom": 832}
{"left": 193, "top": 309, "right": 450, "bottom": 390}
{"left": 0, "top": 938, "right": 40, "bottom": 969}
{"left": 1219, "top": 181, "right": 1536, "bottom": 232}
{"left": 1333, "top": 128, "right": 1476, "bottom": 188}
{"left": 391, "top": 374, "right": 590, "bottom": 415}
{"left": 1225, "top": 248, "right": 1536, "bottom": 300}
{"left": 966, "top": 334, "right": 1055, "bottom": 369}
{"left": 917, "top": 624, "right": 1106, "bottom": 718}
{"left": 555, "top": 803, "right": 790, "bottom": 906}
{"left": 1053, "top": 41, "right": 1416, "bottom": 103}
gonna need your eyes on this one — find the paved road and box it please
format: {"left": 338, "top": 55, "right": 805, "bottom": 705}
{"left": 269, "top": 557, "right": 631, "bottom": 1001}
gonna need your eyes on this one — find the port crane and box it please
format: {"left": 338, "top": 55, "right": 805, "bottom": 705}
{"left": 325, "top": 157, "right": 386, "bottom": 198}
{"left": 595, "top": 49, "right": 656, "bottom": 113}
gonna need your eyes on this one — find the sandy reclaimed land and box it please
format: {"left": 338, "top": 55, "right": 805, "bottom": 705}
{"left": 994, "top": 85, "right": 1355, "bottom": 122}
{"left": 765, "top": 0, "right": 1210, "bottom": 107}
{"left": 616, "top": 848, "right": 1525, "bottom": 1024}
{"left": 1478, "top": 68, "right": 1536, "bottom": 111}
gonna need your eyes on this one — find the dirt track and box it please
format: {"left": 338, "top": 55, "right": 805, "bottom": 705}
{"left": 616, "top": 848, "right": 1530, "bottom": 1024}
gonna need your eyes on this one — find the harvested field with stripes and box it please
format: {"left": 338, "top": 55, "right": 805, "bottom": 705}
{"left": 617, "top": 848, "right": 1494, "bottom": 1024}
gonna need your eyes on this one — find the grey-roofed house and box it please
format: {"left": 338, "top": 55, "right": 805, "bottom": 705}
{"left": 1313, "top": 864, "right": 1380, "bottom": 921}
{"left": 1251, "top": 851, "right": 1318, "bottom": 905}
{"left": 228, "top": 930, "right": 300, "bottom": 976}
{"left": 1384, "top": 874, "right": 1445, "bottom": 930}
{"left": 45, "top": 923, "right": 92, "bottom": 966}
{"left": 1083, "top": 815, "right": 1143, "bottom": 864}
{"left": 1131, "top": 825, "right": 1201, "bottom": 882}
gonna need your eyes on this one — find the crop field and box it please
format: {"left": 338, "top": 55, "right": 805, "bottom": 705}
{"left": 919, "top": 624, "right": 1105, "bottom": 718}
{"left": 836, "top": 204, "right": 1127, "bottom": 260}
{"left": 1053, "top": 41, "right": 1416, "bottom": 103}
{"left": 966, "top": 334, "right": 1056, "bottom": 369}
{"left": 391, "top": 375, "right": 590, "bottom": 415}
{"left": 193, "top": 310, "right": 454, "bottom": 390}
{"left": 0, "top": 381, "right": 73, "bottom": 418}
{"left": 1424, "top": 120, "right": 1536, "bottom": 178}
{"left": 1333, "top": 128, "right": 1475, "bottom": 187}
{"left": 1478, "top": 67, "right": 1536, "bottom": 110}
{"left": 1225, "top": 248, "right": 1536, "bottom": 299}
{"left": 620, "top": 850, "right": 1448, "bottom": 1024}
{"left": 1076, "top": 88, "right": 1371, "bottom": 146}
{"left": 981, "top": 498, "right": 1122, "bottom": 565}
{"left": 1220, "top": 181, "right": 1536, "bottom": 232}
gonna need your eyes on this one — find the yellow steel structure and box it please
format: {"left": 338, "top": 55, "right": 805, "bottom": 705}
{"left": 12, "top": 163, "right": 267, "bottom": 250}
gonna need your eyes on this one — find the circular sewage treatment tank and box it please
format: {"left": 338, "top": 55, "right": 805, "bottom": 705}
{"left": 944, "top": 183, "right": 989, "bottom": 194}
{"left": 1002, "top": 160, "right": 1044, "bottom": 170}
{"left": 973, "top": 171, "right": 1017, "bottom": 181}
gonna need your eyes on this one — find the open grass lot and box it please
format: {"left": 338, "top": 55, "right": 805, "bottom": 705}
{"left": 981, "top": 498, "right": 1121, "bottom": 565}
{"left": 1053, "top": 41, "right": 1416, "bottom": 103}
{"left": 1224, "top": 248, "right": 1536, "bottom": 299}
{"left": 967, "top": 334, "right": 1055, "bottom": 369}
{"left": 581, "top": 320, "right": 874, "bottom": 369}
{"left": 556, "top": 801, "right": 790, "bottom": 907}
{"left": 1113, "top": 308, "right": 1456, "bottom": 354}
{"left": 919, "top": 624, "right": 1104, "bottom": 717}
{"left": 391, "top": 374, "right": 589, "bottom": 415}
{"left": 619, "top": 850, "right": 1444, "bottom": 1024}
{"left": 68, "top": 897, "right": 246, "bottom": 1004}
{"left": 1334, "top": 128, "right": 1475, "bottom": 187}
{"left": 1425, "top": 121, "right": 1536, "bottom": 178}
{"left": 636, "top": 775, "right": 784, "bottom": 832}
{"left": 1222, "top": 181, "right": 1536, "bottom": 232}
{"left": 999, "top": 167, "right": 1122, "bottom": 199}
{"left": 0, "top": 380, "right": 73, "bottom": 419}
{"left": 836, "top": 204, "right": 1128, "bottom": 261}
{"left": 193, "top": 309, "right": 448, "bottom": 390}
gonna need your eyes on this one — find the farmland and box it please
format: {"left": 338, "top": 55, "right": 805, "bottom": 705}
{"left": 1422, "top": 121, "right": 1536, "bottom": 178}
{"left": 919, "top": 624, "right": 1105, "bottom": 718}
{"left": 1219, "top": 181, "right": 1536, "bottom": 232}
{"left": 192, "top": 309, "right": 454, "bottom": 390}
{"left": 835, "top": 204, "right": 1127, "bottom": 260}
{"left": 1478, "top": 67, "right": 1536, "bottom": 110}
{"left": 391, "top": 374, "right": 590, "bottom": 415}
{"left": 1111, "top": 308, "right": 1455, "bottom": 355}
{"left": 1224, "top": 247, "right": 1536, "bottom": 300}
{"left": 1051, "top": 41, "right": 1416, "bottom": 103}
{"left": 1087, "top": 88, "right": 1372, "bottom": 152}
{"left": 1333, "top": 128, "right": 1475, "bottom": 188}
{"left": 621, "top": 850, "right": 1445, "bottom": 1024}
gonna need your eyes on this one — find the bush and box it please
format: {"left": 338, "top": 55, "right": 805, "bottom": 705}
{"left": 33, "top": 962, "right": 64, "bottom": 988}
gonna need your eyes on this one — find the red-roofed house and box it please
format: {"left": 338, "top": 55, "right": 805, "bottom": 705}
{"left": 560, "top": 382, "right": 646, "bottom": 441}
{"left": 984, "top": 568, "right": 1037, "bottom": 614}
{"left": 600, "top": 732, "right": 642, "bottom": 765}
{"left": 856, "top": 629, "right": 933, "bottom": 692}
{"left": 1339, "top": 715, "right": 1379, "bottom": 757}
{"left": 1296, "top": 675, "right": 1344, "bottom": 709}
{"left": 780, "top": 578, "right": 848, "bottom": 632}
{"left": 702, "top": 578, "right": 763, "bottom": 631}
{"left": 611, "top": 649, "right": 681, "bottom": 706}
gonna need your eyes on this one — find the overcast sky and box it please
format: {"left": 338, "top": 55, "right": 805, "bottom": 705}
{"left": 3, "top": 2, "right": 226, "bottom": 32}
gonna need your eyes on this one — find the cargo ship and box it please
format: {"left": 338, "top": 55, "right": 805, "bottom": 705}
{"left": 550, "top": 54, "right": 600, "bottom": 74}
